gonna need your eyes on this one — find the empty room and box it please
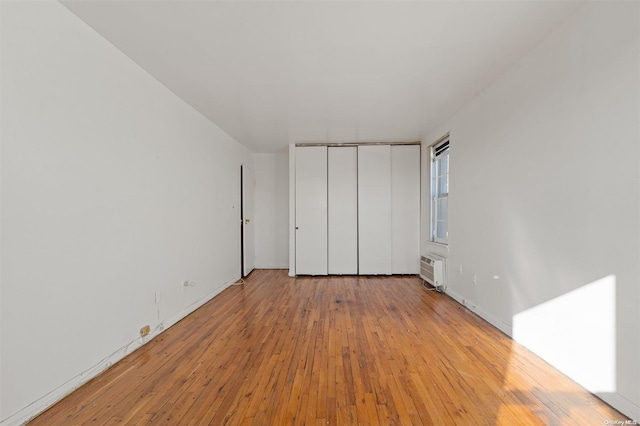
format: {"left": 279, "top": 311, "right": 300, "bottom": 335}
{"left": 1, "top": 0, "right": 639, "bottom": 424}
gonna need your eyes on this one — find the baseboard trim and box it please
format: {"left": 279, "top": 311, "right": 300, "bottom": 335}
{"left": 253, "top": 265, "right": 289, "bottom": 270}
{"left": 596, "top": 392, "right": 640, "bottom": 421}
{"left": 443, "top": 286, "right": 513, "bottom": 337}
{"left": 0, "top": 274, "right": 240, "bottom": 426}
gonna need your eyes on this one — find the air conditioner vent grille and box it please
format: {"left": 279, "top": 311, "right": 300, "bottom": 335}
{"left": 420, "top": 254, "right": 445, "bottom": 291}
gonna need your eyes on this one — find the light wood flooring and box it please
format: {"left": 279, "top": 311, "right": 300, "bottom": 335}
{"left": 29, "top": 269, "right": 628, "bottom": 425}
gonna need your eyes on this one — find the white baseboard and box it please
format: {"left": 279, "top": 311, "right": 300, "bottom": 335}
{"left": 441, "top": 285, "right": 464, "bottom": 305}
{"left": 443, "top": 286, "right": 513, "bottom": 336}
{"left": 596, "top": 392, "right": 640, "bottom": 421}
{"left": 253, "top": 264, "right": 288, "bottom": 270}
{"left": 0, "top": 274, "right": 240, "bottom": 426}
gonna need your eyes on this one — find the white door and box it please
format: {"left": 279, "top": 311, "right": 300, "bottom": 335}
{"left": 391, "top": 145, "right": 421, "bottom": 274}
{"left": 328, "top": 147, "right": 358, "bottom": 274}
{"left": 295, "top": 146, "right": 328, "bottom": 275}
{"left": 242, "top": 165, "right": 255, "bottom": 277}
{"left": 358, "top": 145, "right": 391, "bottom": 275}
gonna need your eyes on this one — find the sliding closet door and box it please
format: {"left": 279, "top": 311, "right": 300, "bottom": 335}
{"left": 391, "top": 145, "right": 421, "bottom": 274}
{"left": 328, "top": 147, "right": 358, "bottom": 274}
{"left": 295, "top": 146, "right": 328, "bottom": 275}
{"left": 358, "top": 145, "right": 391, "bottom": 275}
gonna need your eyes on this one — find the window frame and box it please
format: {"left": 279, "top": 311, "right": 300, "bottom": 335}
{"left": 430, "top": 136, "right": 449, "bottom": 245}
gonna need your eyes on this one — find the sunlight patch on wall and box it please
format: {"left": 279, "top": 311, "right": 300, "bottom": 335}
{"left": 512, "top": 275, "right": 616, "bottom": 393}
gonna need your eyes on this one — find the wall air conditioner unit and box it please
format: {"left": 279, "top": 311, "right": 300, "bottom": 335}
{"left": 420, "top": 254, "right": 445, "bottom": 291}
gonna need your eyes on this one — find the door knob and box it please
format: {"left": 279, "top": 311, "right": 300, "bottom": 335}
{"left": 245, "top": 218, "right": 251, "bottom": 224}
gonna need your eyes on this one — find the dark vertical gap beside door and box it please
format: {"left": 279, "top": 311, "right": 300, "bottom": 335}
{"left": 356, "top": 147, "right": 359, "bottom": 276}
{"left": 240, "top": 165, "right": 245, "bottom": 277}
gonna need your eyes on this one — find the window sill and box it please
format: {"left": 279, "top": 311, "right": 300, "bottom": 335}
{"left": 422, "top": 241, "right": 449, "bottom": 258}
{"left": 431, "top": 241, "right": 448, "bottom": 247}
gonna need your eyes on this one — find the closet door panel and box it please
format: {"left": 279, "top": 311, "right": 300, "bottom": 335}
{"left": 328, "top": 147, "right": 358, "bottom": 274}
{"left": 358, "top": 145, "right": 391, "bottom": 275}
{"left": 391, "top": 145, "right": 421, "bottom": 274}
{"left": 295, "top": 146, "right": 328, "bottom": 275}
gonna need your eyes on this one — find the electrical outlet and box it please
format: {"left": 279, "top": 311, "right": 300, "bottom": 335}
{"left": 459, "top": 265, "right": 463, "bottom": 274}
{"left": 140, "top": 325, "right": 151, "bottom": 337}
{"left": 473, "top": 274, "right": 478, "bottom": 285}
{"left": 155, "top": 291, "right": 161, "bottom": 304}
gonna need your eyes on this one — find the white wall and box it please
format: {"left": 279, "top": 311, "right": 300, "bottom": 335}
{"left": 422, "top": 1, "right": 639, "bottom": 419}
{"left": 253, "top": 152, "right": 289, "bottom": 269}
{"left": 0, "top": 1, "right": 252, "bottom": 423}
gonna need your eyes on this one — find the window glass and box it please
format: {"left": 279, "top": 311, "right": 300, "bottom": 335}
{"left": 431, "top": 138, "right": 449, "bottom": 244}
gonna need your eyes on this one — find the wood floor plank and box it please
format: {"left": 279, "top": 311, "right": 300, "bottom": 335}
{"left": 28, "top": 270, "right": 629, "bottom": 425}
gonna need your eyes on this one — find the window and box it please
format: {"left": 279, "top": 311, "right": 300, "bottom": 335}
{"left": 431, "top": 137, "right": 449, "bottom": 244}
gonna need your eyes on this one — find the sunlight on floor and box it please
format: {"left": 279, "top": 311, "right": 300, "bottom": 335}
{"left": 494, "top": 402, "right": 546, "bottom": 426}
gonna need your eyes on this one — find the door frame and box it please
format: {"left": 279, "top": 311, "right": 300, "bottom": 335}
{"left": 240, "top": 164, "right": 255, "bottom": 277}
{"left": 240, "top": 164, "right": 245, "bottom": 276}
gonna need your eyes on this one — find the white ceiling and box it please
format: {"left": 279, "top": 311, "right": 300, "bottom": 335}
{"left": 61, "top": 1, "right": 584, "bottom": 153}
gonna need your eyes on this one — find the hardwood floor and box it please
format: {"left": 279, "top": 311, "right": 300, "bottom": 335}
{"left": 29, "top": 270, "right": 627, "bottom": 425}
